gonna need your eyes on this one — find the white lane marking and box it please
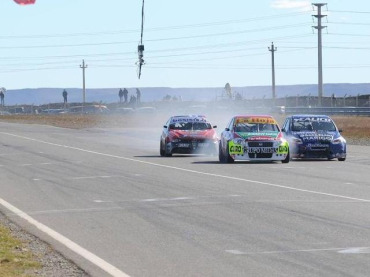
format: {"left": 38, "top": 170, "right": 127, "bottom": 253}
{"left": 21, "top": 163, "right": 32, "bottom": 166}
{"left": 227, "top": 246, "right": 370, "bottom": 255}
{"left": 33, "top": 178, "right": 41, "bottom": 181}
{"left": 93, "top": 200, "right": 113, "bottom": 203}
{"left": 141, "top": 199, "right": 158, "bottom": 202}
{"left": 345, "top": 182, "right": 354, "bottom": 185}
{"left": 0, "top": 198, "right": 129, "bottom": 277}
{"left": 338, "top": 247, "right": 370, "bottom": 254}
{"left": 2, "top": 131, "right": 370, "bottom": 204}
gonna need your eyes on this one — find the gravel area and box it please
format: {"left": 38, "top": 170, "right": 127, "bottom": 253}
{"left": 0, "top": 212, "right": 89, "bottom": 277}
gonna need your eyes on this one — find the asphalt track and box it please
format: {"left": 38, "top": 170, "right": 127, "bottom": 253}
{"left": 1, "top": 122, "right": 370, "bottom": 277}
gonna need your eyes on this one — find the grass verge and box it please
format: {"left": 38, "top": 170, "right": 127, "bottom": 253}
{"left": 0, "top": 225, "right": 41, "bottom": 277}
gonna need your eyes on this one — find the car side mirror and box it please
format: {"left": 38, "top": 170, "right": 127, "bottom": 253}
{"left": 281, "top": 128, "right": 286, "bottom": 132}
{"left": 339, "top": 129, "right": 343, "bottom": 133}
{"left": 213, "top": 125, "right": 217, "bottom": 129}
{"left": 163, "top": 125, "right": 168, "bottom": 128}
{"left": 225, "top": 128, "right": 230, "bottom": 131}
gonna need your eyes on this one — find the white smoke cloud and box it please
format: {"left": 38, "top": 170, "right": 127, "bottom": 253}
{"left": 271, "top": 0, "right": 311, "bottom": 11}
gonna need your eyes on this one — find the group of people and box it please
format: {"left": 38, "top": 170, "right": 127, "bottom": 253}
{"left": 61, "top": 88, "right": 142, "bottom": 106}
{"left": 119, "top": 88, "right": 141, "bottom": 104}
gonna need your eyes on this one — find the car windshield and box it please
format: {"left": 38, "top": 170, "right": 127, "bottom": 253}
{"left": 292, "top": 120, "right": 336, "bottom": 131}
{"left": 170, "top": 122, "right": 211, "bottom": 130}
{"left": 234, "top": 123, "right": 279, "bottom": 132}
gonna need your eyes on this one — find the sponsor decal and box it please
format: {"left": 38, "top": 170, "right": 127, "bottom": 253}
{"left": 236, "top": 132, "right": 279, "bottom": 140}
{"left": 170, "top": 117, "right": 208, "bottom": 123}
{"left": 235, "top": 117, "right": 277, "bottom": 124}
{"left": 247, "top": 147, "right": 275, "bottom": 153}
{"left": 296, "top": 133, "right": 333, "bottom": 142}
{"left": 293, "top": 117, "right": 332, "bottom": 123}
{"left": 229, "top": 140, "right": 243, "bottom": 155}
{"left": 276, "top": 141, "right": 289, "bottom": 154}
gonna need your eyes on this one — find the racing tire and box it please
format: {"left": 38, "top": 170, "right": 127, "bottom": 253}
{"left": 282, "top": 151, "right": 290, "bottom": 164}
{"left": 165, "top": 146, "right": 172, "bottom": 157}
{"left": 338, "top": 157, "right": 346, "bottom": 161}
{"left": 219, "top": 141, "right": 234, "bottom": 163}
{"left": 160, "top": 141, "right": 165, "bottom": 157}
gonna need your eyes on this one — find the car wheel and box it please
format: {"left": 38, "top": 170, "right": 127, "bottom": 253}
{"left": 282, "top": 151, "right": 290, "bottom": 163}
{"left": 165, "top": 145, "right": 172, "bottom": 157}
{"left": 338, "top": 157, "right": 346, "bottom": 161}
{"left": 226, "top": 143, "right": 235, "bottom": 163}
{"left": 160, "top": 141, "right": 165, "bottom": 157}
{"left": 219, "top": 142, "right": 226, "bottom": 163}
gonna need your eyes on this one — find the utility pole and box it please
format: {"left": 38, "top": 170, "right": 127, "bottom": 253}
{"left": 268, "top": 42, "right": 277, "bottom": 106}
{"left": 80, "top": 59, "right": 88, "bottom": 108}
{"left": 312, "top": 3, "right": 327, "bottom": 107}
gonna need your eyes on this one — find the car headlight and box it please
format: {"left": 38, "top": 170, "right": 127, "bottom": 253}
{"left": 332, "top": 136, "right": 346, "bottom": 144}
{"left": 172, "top": 139, "right": 180, "bottom": 143}
{"left": 234, "top": 138, "right": 244, "bottom": 145}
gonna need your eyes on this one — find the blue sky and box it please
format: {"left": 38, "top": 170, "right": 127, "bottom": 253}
{"left": 1, "top": 0, "right": 370, "bottom": 90}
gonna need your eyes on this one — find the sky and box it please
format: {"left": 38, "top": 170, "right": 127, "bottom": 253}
{"left": 1, "top": 0, "right": 370, "bottom": 90}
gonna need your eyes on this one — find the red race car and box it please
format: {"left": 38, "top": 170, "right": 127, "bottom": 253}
{"left": 160, "top": 115, "right": 218, "bottom": 157}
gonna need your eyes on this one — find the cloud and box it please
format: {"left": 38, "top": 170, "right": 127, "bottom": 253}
{"left": 271, "top": 0, "right": 311, "bottom": 11}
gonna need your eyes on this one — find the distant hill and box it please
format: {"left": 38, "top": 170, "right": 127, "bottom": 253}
{"left": 4, "top": 83, "right": 370, "bottom": 105}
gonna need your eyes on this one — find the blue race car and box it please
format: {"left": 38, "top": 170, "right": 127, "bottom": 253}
{"left": 281, "top": 115, "right": 346, "bottom": 161}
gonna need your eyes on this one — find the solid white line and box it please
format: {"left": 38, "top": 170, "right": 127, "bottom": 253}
{"left": 338, "top": 247, "right": 370, "bottom": 254}
{"left": 0, "top": 198, "right": 129, "bottom": 277}
{"left": 2, "top": 131, "right": 370, "bottom": 204}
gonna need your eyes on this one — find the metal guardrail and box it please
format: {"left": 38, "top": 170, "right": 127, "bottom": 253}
{"left": 284, "top": 107, "right": 370, "bottom": 116}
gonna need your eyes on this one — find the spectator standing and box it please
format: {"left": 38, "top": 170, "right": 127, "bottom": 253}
{"left": 136, "top": 88, "right": 141, "bottom": 104}
{"left": 62, "top": 89, "right": 68, "bottom": 104}
{"left": 118, "top": 88, "right": 124, "bottom": 103}
{"left": 123, "top": 88, "right": 129, "bottom": 103}
{"left": 0, "top": 91, "right": 4, "bottom": 106}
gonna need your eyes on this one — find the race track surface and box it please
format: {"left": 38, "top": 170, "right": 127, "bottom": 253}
{"left": 1, "top": 122, "right": 370, "bottom": 277}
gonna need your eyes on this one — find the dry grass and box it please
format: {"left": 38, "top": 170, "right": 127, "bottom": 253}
{"left": 0, "top": 226, "right": 40, "bottom": 277}
{"left": 331, "top": 116, "right": 370, "bottom": 140}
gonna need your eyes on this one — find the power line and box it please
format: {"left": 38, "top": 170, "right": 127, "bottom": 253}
{"left": 330, "top": 10, "right": 370, "bottom": 14}
{"left": 0, "top": 11, "right": 309, "bottom": 40}
{"left": 0, "top": 24, "right": 311, "bottom": 49}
